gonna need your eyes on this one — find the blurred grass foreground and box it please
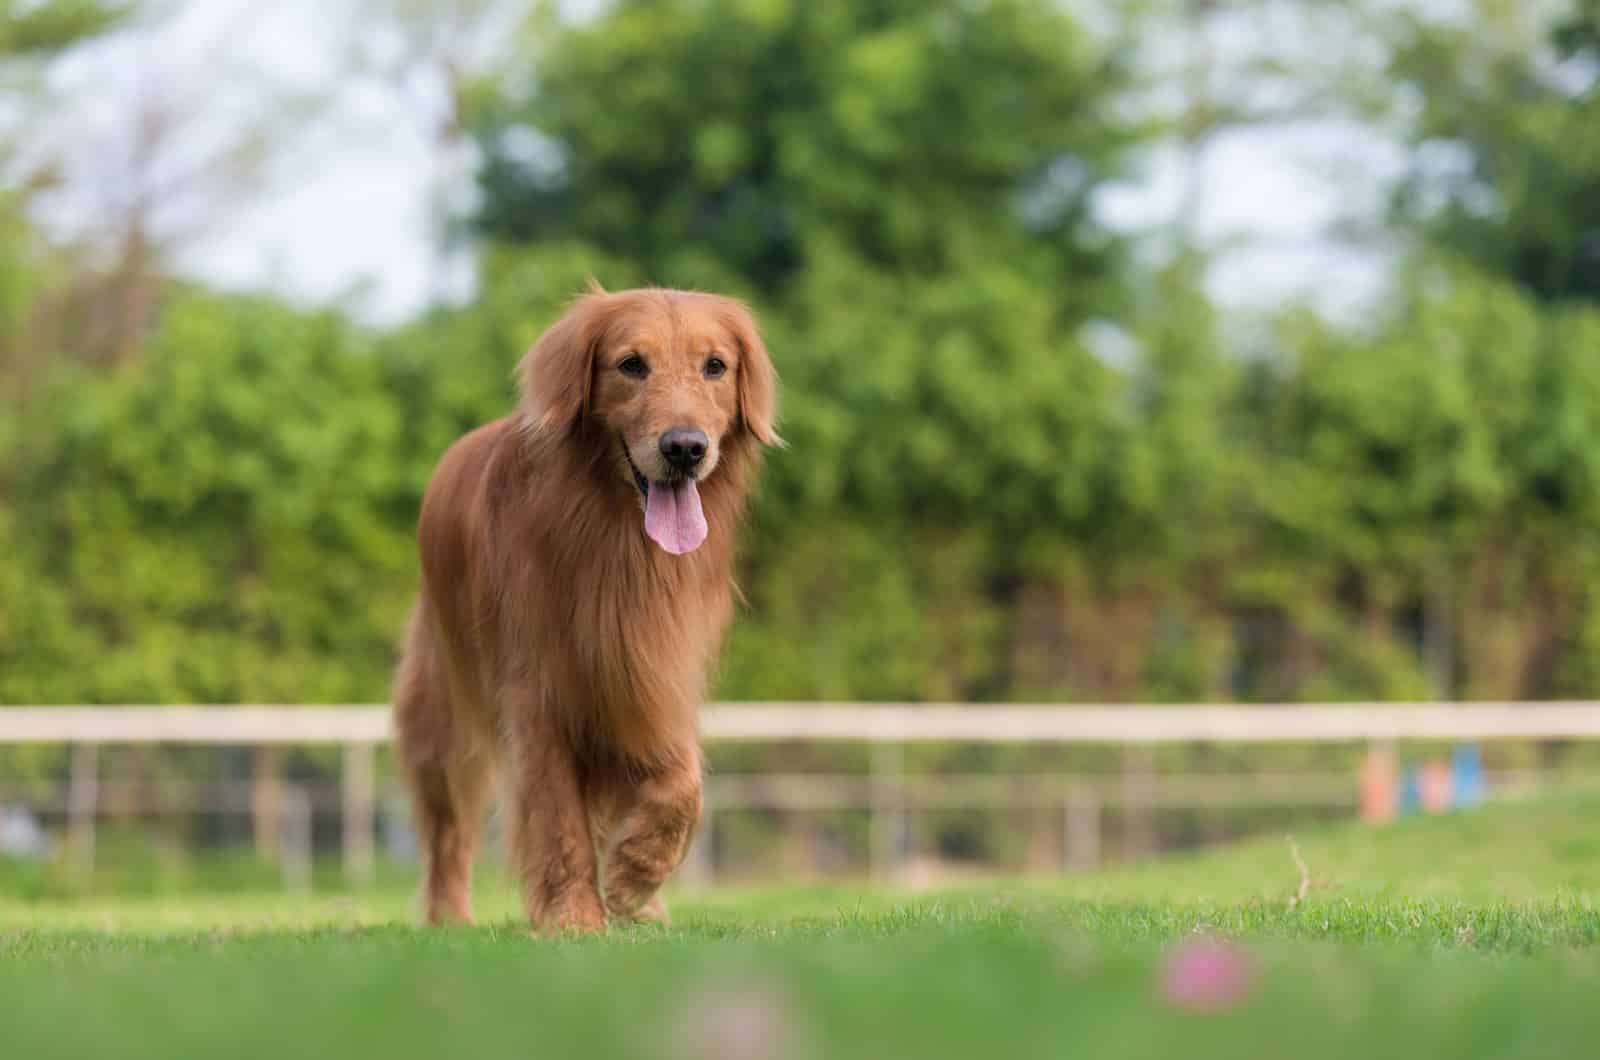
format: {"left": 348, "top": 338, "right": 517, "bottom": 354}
{"left": 4, "top": 793, "right": 1600, "bottom": 1060}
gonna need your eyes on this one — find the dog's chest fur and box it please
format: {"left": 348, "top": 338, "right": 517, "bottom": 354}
{"left": 478, "top": 422, "right": 746, "bottom": 765}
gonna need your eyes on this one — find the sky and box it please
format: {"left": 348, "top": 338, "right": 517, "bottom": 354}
{"left": 30, "top": 0, "right": 1398, "bottom": 327}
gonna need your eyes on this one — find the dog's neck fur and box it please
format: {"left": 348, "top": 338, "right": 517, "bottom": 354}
{"left": 482, "top": 414, "right": 759, "bottom": 771}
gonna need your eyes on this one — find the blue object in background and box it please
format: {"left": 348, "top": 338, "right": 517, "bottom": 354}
{"left": 1453, "top": 743, "right": 1487, "bottom": 808}
{"left": 1398, "top": 767, "right": 1421, "bottom": 816}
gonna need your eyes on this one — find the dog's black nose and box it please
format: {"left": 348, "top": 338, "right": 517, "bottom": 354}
{"left": 659, "top": 427, "right": 708, "bottom": 471}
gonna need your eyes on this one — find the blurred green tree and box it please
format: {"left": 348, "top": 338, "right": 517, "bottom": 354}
{"left": 0, "top": 1, "right": 134, "bottom": 710}
{"left": 0, "top": 0, "right": 129, "bottom": 387}
{"left": 3, "top": 294, "right": 413, "bottom": 703}
{"left": 0, "top": 0, "right": 124, "bottom": 55}
{"left": 1385, "top": 0, "right": 1600, "bottom": 302}
{"left": 474, "top": 0, "right": 1133, "bottom": 302}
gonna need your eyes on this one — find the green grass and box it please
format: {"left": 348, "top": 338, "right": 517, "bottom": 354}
{"left": 4, "top": 792, "right": 1600, "bottom": 1058}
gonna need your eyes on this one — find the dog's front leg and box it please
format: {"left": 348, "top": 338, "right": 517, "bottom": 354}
{"left": 504, "top": 705, "right": 607, "bottom": 934}
{"left": 597, "top": 754, "right": 703, "bottom": 920}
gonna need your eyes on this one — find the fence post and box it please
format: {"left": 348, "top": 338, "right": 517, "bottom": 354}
{"left": 1064, "top": 785, "right": 1101, "bottom": 871}
{"left": 1361, "top": 737, "right": 1399, "bottom": 823}
{"left": 67, "top": 742, "right": 99, "bottom": 882}
{"left": 252, "top": 746, "right": 284, "bottom": 859}
{"left": 342, "top": 742, "right": 376, "bottom": 886}
{"left": 281, "top": 785, "right": 313, "bottom": 894}
{"left": 1123, "top": 744, "right": 1156, "bottom": 859}
{"left": 870, "top": 741, "right": 905, "bottom": 881}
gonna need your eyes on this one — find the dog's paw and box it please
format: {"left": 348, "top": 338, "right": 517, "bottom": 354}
{"left": 632, "top": 895, "right": 670, "bottom": 926}
{"left": 422, "top": 896, "right": 475, "bottom": 927}
{"left": 532, "top": 894, "right": 609, "bottom": 936}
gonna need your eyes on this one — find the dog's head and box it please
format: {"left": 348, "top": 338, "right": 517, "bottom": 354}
{"left": 519, "top": 285, "right": 779, "bottom": 555}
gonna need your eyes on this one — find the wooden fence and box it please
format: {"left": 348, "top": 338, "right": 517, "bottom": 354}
{"left": 2, "top": 702, "right": 1597, "bottom": 887}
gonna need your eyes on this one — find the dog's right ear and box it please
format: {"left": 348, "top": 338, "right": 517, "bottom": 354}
{"left": 518, "top": 291, "right": 612, "bottom": 435}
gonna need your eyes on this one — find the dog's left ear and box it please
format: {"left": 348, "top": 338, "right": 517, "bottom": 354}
{"left": 717, "top": 298, "right": 782, "bottom": 447}
{"left": 519, "top": 291, "right": 612, "bottom": 435}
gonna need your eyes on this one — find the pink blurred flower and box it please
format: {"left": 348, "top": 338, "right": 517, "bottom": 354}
{"left": 1158, "top": 936, "right": 1260, "bottom": 1012}
{"left": 671, "top": 978, "right": 801, "bottom": 1060}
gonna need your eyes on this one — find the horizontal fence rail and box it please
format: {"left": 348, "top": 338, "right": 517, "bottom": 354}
{"left": 5, "top": 701, "right": 1600, "bottom": 744}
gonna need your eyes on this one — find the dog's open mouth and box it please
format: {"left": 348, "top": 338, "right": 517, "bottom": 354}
{"left": 622, "top": 442, "right": 708, "bottom": 556}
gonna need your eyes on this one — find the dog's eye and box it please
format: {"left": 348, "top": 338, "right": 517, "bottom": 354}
{"left": 703, "top": 357, "right": 727, "bottom": 379}
{"left": 618, "top": 354, "right": 649, "bottom": 378}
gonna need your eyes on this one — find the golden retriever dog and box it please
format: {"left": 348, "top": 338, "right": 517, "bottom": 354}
{"left": 392, "top": 285, "right": 778, "bottom": 932}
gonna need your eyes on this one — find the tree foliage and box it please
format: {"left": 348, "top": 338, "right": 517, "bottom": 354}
{"left": 1386, "top": 0, "right": 1600, "bottom": 301}
{"left": 0, "top": 0, "right": 124, "bottom": 57}
{"left": 475, "top": 0, "right": 1132, "bottom": 300}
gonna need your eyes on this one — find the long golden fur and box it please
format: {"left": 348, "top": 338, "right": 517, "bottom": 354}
{"left": 392, "top": 286, "right": 778, "bottom": 932}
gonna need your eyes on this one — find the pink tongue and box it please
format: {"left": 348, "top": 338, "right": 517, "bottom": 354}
{"left": 643, "top": 479, "right": 707, "bottom": 555}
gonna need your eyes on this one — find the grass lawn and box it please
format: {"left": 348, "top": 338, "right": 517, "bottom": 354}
{"left": 3, "top": 791, "right": 1599, "bottom": 1059}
